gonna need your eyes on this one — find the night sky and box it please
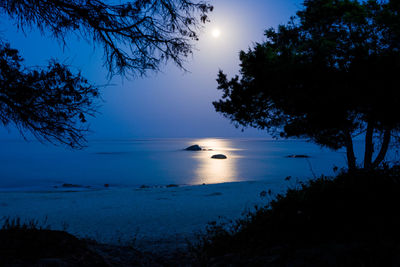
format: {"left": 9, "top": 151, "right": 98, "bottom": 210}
{"left": 0, "top": 0, "right": 302, "bottom": 140}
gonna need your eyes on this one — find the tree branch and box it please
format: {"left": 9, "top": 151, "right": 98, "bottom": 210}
{"left": 0, "top": 0, "right": 212, "bottom": 77}
{"left": 372, "top": 129, "right": 391, "bottom": 168}
{"left": 344, "top": 130, "right": 357, "bottom": 171}
{"left": 364, "top": 121, "right": 374, "bottom": 169}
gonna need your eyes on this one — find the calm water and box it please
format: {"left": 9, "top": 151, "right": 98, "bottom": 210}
{"left": 0, "top": 138, "right": 393, "bottom": 191}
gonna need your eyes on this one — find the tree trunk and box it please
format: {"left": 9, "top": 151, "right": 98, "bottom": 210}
{"left": 364, "top": 121, "right": 374, "bottom": 169}
{"left": 344, "top": 131, "right": 357, "bottom": 171}
{"left": 372, "top": 129, "right": 391, "bottom": 168}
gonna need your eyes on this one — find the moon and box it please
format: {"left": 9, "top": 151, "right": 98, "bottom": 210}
{"left": 212, "top": 28, "right": 221, "bottom": 38}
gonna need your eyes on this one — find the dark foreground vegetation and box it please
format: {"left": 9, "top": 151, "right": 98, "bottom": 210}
{"left": 2, "top": 167, "right": 400, "bottom": 266}
{"left": 191, "top": 167, "right": 400, "bottom": 266}
{"left": 0, "top": 218, "right": 163, "bottom": 266}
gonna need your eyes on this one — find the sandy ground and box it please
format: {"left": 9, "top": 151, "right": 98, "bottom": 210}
{"left": 0, "top": 181, "right": 286, "bottom": 253}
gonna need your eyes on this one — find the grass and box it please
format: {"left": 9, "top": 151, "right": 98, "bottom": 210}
{"left": 0, "top": 217, "right": 110, "bottom": 266}
{"left": 1, "top": 216, "right": 50, "bottom": 231}
{"left": 0, "top": 217, "right": 165, "bottom": 266}
{"left": 189, "top": 166, "right": 400, "bottom": 266}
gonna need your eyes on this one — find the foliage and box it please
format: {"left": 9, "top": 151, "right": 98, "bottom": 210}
{"left": 214, "top": 0, "right": 400, "bottom": 169}
{"left": 1, "top": 0, "right": 213, "bottom": 76}
{"left": 192, "top": 167, "right": 400, "bottom": 265}
{"left": 0, "top": 219, "right": 109, "bottom": 266}
{"left": 0, "top": 43, "right": 98, "bottom": 148}
{"left": 0, "top": 0, "right": 212, "bottom": 148}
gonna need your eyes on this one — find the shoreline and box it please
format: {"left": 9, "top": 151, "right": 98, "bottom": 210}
{"left": 0, "top": 179, "right": 282, "bottom": 193}
{"left": 0, "top": 180, "right": 283, "bottom": 253}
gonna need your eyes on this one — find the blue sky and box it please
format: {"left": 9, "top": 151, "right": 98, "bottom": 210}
{"left": 0, "top": 0, "right": 303, "bottom": 140}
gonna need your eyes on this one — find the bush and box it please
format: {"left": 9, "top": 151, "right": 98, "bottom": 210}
{"left": 192, "top": 167, "right": 400, "bottom": 266}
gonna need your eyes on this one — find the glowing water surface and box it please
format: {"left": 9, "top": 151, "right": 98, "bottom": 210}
{"left": 0, "top": 138, "right": 396, "bottom": 191}
{"left": 190, "top": 138, "right": 240, "bottom": 184}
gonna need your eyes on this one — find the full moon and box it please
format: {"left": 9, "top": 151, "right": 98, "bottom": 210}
{"left": 212, "top": 28, "right": 221, "bottom": 38}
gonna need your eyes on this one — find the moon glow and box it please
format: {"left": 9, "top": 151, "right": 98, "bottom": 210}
{"left": 212, "top": 28, "right": 221, "bottom": 38}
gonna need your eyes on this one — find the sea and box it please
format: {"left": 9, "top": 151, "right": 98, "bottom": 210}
{"left": 0, "top": 138, "right": 397, "bottom": 191}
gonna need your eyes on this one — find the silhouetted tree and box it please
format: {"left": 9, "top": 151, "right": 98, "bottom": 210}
{"left": 0, "top": 0, "right": 212, "bottom": 148}
{"left": 0, "top": 43, "right": 98, "bottom": 148}
{"left": 214, "top": 0, "right": 400, "bottom": 170}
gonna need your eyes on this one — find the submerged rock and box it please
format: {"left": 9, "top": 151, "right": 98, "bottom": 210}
{"left": 211, "top": 154, "right": 227, "bottom": 159}
{"left": 285, "top": 154, "right": 310, "bottom": 158}
{"left": 185, "top": 144, "right": 202, "bottom": 151}
{"left": 61, "top": 183, "right": 89, "bottom": 188}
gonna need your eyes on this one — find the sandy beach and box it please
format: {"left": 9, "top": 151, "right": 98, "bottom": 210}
{"left": 0, "top": 180, "right": 286, "bottom": 253}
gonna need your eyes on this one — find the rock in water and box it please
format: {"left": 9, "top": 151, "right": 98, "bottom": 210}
{"left": 285, "top": 154, "right": 310, "bottom": 158}
{"left": 211, "top": 154, "right": 227, "bottom": 159}
{"left": 185, "top": 144, "right": 202, "bottom": 151}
